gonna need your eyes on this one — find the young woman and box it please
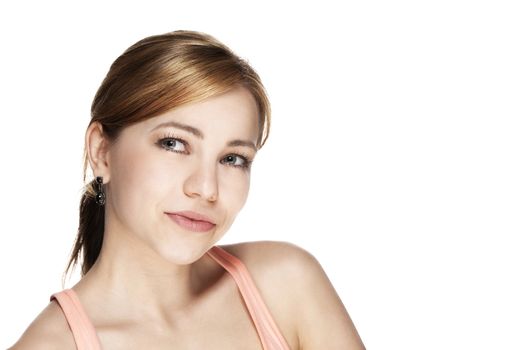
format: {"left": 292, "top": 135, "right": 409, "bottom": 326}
{"left": 10, "top": 30, "right": 365, "bottom": 350}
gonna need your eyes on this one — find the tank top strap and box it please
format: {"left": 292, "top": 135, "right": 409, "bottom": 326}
{"left": 206, "top": 245, "right": 291, "bottom": 350}
{"left": 50, "top": 289, "right": 102, "bottom": 350}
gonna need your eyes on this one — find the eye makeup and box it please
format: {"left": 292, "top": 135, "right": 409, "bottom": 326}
{"left": 155, "top": 132, "right": 253, "bottom": 170}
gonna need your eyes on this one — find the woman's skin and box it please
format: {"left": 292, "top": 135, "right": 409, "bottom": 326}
{"left": 10, "top": 86, "right": 365, "bottom": 349}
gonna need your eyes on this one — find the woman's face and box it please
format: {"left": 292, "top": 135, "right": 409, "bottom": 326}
{"left": 101, "top": 86, "right": 259, "bottom": 264}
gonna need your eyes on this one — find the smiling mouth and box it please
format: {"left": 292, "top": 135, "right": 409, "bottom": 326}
{"left": 166, "top": 213, "right": 216, "bottom": 233}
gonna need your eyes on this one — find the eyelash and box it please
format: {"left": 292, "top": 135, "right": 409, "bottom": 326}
{"left": 155, "top": 132, "right": 253, "bottom": 170}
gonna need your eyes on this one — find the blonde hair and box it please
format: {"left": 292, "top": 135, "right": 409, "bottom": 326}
{"left": 63, "top": 30, "right": 271, "bottom": 284}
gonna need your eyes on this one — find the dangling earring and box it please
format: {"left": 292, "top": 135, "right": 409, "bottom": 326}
{"left": 95, "top": 176, "right": 106, "bottom": 206}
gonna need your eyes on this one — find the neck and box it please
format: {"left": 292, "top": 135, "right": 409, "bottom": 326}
{"left": 72, "top": 215, "right": 220, "bottom": 325}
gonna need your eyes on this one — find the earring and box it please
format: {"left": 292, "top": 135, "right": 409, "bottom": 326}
{"left": 95, "top": 176, "right": 106, "bottom": 206}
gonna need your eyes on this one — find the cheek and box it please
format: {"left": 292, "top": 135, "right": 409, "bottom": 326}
{"left": 214, "top": 172, "right": 250, "bottom": 235}
{"left": 220, "top": 169, "right": 251, "bottom": 210}
{"left": 109, "top": 149, "right": 170, "bottom": 222}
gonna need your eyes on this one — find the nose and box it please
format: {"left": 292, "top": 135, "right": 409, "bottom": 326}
{"left": 183, "top": 162, "right": 219, "bottom": 202}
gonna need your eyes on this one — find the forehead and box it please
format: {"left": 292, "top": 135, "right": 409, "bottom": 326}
{"left": 131, "top": 86, "right": 259, "bottom": 140}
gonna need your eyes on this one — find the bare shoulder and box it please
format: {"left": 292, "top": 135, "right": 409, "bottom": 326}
{"left": 219, "top": 240, "right": 366, "bottom": 350}
{"left": 218, "top": 240, "right": 326, "bottom": 298}
{"left": 218, "top": 240, "right": 320, "bottom": 350}
{"left": 219, "top": 240, "right": 317, "bottom": 275}
{"left": 218, "top": 240, "right": 324, "bottom": 298}
{"left": 8, "top": 298, "right": 76, "bottom": 350}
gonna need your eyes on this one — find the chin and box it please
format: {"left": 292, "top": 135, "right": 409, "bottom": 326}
{"left": 154, "top": 240, "right": 212, "bottom": 265}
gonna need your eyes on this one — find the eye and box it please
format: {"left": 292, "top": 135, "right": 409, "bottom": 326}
{"left": 156, "top": 133, "right": 253, "bottom": 170}
{"left": 222, "top": 154, "right": 252, "bottom": 169}
{"left": 157, "top": 137, "right": 187, "bottom": 154}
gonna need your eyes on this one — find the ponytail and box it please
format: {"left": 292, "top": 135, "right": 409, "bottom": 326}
{"left": 62, "top": 158, "right": 105, "bottom": 287}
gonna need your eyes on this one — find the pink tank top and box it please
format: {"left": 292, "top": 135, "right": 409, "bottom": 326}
{"left": 50, "top": 245, "right": 291, "bottom": 350}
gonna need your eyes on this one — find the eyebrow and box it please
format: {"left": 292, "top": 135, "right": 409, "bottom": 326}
{"left": 150, "top": 121, "right": 257, "bottom": 151}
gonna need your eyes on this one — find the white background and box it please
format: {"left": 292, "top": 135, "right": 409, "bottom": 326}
{"left": 1, "top": 1, "right": 524, "bottom": 349}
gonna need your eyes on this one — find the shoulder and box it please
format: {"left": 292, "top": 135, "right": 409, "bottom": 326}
{"left": 218, "top": 240, "right": 324, "bottom": 292}
{"left": 218, "top": 240, "right": 317, "bottom": 274}
{"left": 218, "top": 240, "right": 321, "bottom": 349}
{"left": 219, "top": 240, "right": 365, "bottom": 349}
{"left": 218, "top": 240, "right": 329, "bottom": 309}
{"left": 8, "top": 297, "right": 76, "bottom": 350}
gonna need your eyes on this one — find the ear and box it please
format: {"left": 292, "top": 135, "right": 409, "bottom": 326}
{"left": 85, "top": 121, "right": 111, "bottom": 183}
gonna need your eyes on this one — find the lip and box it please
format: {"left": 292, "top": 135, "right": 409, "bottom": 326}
{"left": 167, "top": 210, "right": 216, "bottom": 224}
{"left": 165, "top": 211, "right": 216, "bottom": 233}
